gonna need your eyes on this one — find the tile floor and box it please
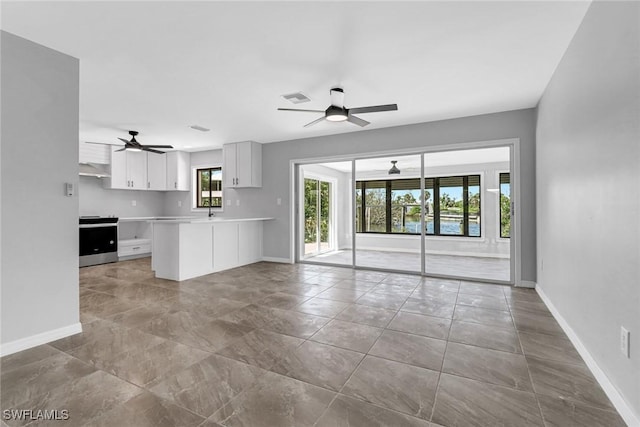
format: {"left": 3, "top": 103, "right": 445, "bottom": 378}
{"left": 304, "top": 250, "right": 511, "bottom": 282}
{"left": 0, "top": 258, "right": 626, "bottom": 426}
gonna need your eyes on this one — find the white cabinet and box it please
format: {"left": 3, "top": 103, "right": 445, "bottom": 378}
{"left": 152, "top": 219, "right": 266, "bottom": 281}
{"left": 147, "top": 153, "right": 167, "bottom": 190}
{"left": 105, "top": 146, "right": 147, "bottom": 190}
{"left": 166, "top": 151, "right": 190, "bottom": 191}
{"left": 212, "top": 223, "right": 239, "bottom": 271}
{"left": 118, "top": 218, "right": 153, "bottom": 259}
{"left": 223, "top": 141, "right": 262, "bottom": 188}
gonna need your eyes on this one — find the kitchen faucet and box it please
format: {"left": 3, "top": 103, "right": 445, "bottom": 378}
{"left": 208, "top": 204, "right": 215, "bottom": 218}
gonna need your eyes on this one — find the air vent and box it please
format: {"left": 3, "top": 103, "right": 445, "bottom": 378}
{"left": 190, "top": 125, "right": 210, "bottom": 132}
{"left": 282, "top": 92, "right": 311, "bottom": 104}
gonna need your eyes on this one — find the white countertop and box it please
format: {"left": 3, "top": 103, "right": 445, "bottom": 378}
{"left": 119, "top": 216, "right": 196, "bottom": 222}
{"left": 147, "top": 217, "right": 273, "bottom": 224}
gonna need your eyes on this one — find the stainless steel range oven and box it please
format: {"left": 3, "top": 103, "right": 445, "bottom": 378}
{"left": 79, "top": 216, "right": 118, "bottom": 267}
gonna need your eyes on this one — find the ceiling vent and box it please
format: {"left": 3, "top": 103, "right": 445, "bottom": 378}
{"left": 282, "top": 92, "right": 311, "bottom": 104}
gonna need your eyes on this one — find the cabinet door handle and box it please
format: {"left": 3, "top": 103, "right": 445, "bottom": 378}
{"left": 174, "top": 181, "right": 177, "bottom": 189}
{"left": 127, "top": 180, "right": 131, "bottom": 187}
{"left": 147, "top": 181, "right": 150, "bottom": 189}
{"left": 132, "top": 246, "right": 140, "bottom": 250}
{"left": 236, "top": 177, "right": 239, "bottom": 185}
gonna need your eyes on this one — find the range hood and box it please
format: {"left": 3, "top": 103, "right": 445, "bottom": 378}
{"left": 79, "top": 162, "right": 110, "bottom": 178}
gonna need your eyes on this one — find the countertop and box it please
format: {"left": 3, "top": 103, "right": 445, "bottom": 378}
{"left": 118, "top": 216, "right": 196, "bottom": 222}
{"left": 147, "top": 217, "right": 274, "bottom": 224}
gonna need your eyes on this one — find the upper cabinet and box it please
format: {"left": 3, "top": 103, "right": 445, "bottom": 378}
{"left": 166, "top": 151, "right": 190, "bottom": 191}
{"left": 105, "top": 147, "right": 188, "bottom": 191}
{"left": 105, "top": 147, "right": 148, "bottom": 190}
{"left": 223, "top": 141, "right": 262, "bottom": 188}
{"left": 147, "top": 152, "right": 167, "bottom": 191}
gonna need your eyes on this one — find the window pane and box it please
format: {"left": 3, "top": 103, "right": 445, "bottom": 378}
{"left": 210, "top": 168, "right": 223, "bottom": 207}
{"left": 468, "top": 182, "right": 481, "bottom": 237}
{"left": 425, "top": 179, "right": 434, "bottom": 235}
{"left": 500, "top": 173, "right": 511, "bottom": 238}
{"left": 304, "top": 179, "right": 318, "bottom": 244}
{"left": 355, "top": 185, "right": 363, "bottom": 233}
{"left": 319, "top": 181, "right": 330, "bottom": 246}
{"left": 391, "top": 187, "right": 421, "bottom": 233}
{"left": 364, "top": 187, "right": 386, "bottom": 232}
{"left": 198, "top": 169, "right": 210, "bottom": 207}
{"left": 438, "top": 177, "right": 464, "bottom": 235}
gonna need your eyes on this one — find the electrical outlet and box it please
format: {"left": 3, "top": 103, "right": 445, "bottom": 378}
{"left": 131, "top": 200, "right": 137, "bottom": 207}
{"left": 178, "top": 200, "right": 182, "bottom": 207}
{"left": 277, "top": 197, "right": 282, "bottom": 206}
{"left": 227, "top": 199, "right": 231, "bottom": 206}
{"left": 621, "top": 326, "right": 630, "bottom": 358}
{"left": 236, "top": 199, "right": 240, "bottom": 206}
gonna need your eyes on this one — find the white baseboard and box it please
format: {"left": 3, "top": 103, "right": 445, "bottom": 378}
{"left": 261, "top": 256, "right": 293, "bottom": 264}
{"left": 0, "top": 323, "right": 83, "bottom": 357}
{"left": 535, "top": 285, "right": 640, "bottom": 427}
{"left": 518, "top": 280, "right": 536, "bottom": 289}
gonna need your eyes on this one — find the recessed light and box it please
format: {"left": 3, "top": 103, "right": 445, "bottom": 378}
{"left": 190, "top": 125, "right": 210, "bottom": 132}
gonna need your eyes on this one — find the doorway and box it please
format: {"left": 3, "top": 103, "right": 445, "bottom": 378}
{"left": 298, "top": 161, "right": 353, "bottom": 266}
{"left": 293, "top": 140, "right": 516, "bottom": 284}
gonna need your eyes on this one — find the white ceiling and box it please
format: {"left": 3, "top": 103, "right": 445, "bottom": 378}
{"left": 1, "top": 1, "right": 590, "bottom": 151}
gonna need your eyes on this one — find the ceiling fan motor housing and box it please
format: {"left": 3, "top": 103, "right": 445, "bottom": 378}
{"left": 325, "top": 105, "right": 348, "bottom": 121}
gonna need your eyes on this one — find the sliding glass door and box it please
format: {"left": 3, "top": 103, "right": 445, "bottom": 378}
{"left": 303, "top": 178, "right": 332, "bottom": 256}
{"left": 298, "top": 161, "right": 353, "bottom": 266}
{"left": 354, "top": 154, "right": 422, "bottom": 273}
{"left": 423, "top": 147, "right": 512, "bottom": 282}
{"left": 296, "top": 143, "right": 514, "bottom": 283}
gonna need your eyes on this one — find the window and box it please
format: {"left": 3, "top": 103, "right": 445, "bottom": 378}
{"left": 499, "top": 172, "right": 510, "bottom": 238}
{"left": 356, "top": 175, "right": 480, "bottom": 237}
{"left": 196, "top": 167, "right": 222, "bottom": 208}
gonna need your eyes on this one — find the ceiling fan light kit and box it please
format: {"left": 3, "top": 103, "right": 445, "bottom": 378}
{"left": 278, "top": 87, "right": 397, "bottom": 128}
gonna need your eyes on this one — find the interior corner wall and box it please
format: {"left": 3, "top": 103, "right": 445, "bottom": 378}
{"left": 536, "top": 1, "right": 640, "bottom": 420}
{"left": 1, "top": 32, "right": 80, "bottom": 351}
{"left": 248, "top": 108, "right": 537, "bottom": 281}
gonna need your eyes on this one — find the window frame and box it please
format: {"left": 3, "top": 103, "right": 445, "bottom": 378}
{"left": 191, "top": 164, "right": 224, "bottom": 212}
{"left": 356, "top": 174, "right": 481, "bottom": 238}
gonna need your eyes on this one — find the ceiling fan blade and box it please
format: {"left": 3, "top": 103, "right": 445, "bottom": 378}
{"left": 115, "top": 147, "right": 127, "bottom": 152}
{"left": 142, "top": 145, "right": 173, "bottom": 149}
{"left": 117, "top": 137, "right": 130, "bottom": 144}
{"left": 143, "top": 147, "right": 165, "bottom": 154}
{"left": 347, "top": 115, "right": 370, "bottom": 127}
{"left": 330, "top": 88, "right": 345, "bottom": 108}
{"left": 349, "top": 104, "right": 398, "bottom": 114}
{"left": 278, "top": 108, "right": 325, "bottom": 113}
{"left": 85, "top": 141, "right": 122, "bottom": 146}
{"left": 303, "top": 116, "right": 326, "bottom": 128}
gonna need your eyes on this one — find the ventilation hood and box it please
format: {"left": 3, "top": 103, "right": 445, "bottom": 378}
{"left": 79, "top": 162, "right": 110, "bottom": 178}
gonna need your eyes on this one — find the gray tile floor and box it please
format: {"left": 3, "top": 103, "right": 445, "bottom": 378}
{"left": 305, "top": 249, "right": 511, "bottom": 282}
{"left": 0, "top": 258, "right": 626, "bottom": 426}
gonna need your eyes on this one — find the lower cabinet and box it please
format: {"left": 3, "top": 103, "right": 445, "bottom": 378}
{"left": 152, "top": 220, "right": 264, "bottom": 281}
{"left": 119, "top": 238, "right": 152, "bottom": 258}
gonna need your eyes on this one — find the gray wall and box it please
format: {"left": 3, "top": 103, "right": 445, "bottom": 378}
{"left": 79, "top": 176, "right": 165, "bottom": 218}
{"left": 239, "top": 108, "right": 537, "bottom": 282}
{"left": 1, "top": 32, "right": 80, "bottom": 345}
{"left": 536, "top": 1, "right": 640, "bottom": 419}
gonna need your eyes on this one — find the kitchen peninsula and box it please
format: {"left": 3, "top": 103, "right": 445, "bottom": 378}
{"left": 150, "top": 217, "right": 272, "bottom": 281}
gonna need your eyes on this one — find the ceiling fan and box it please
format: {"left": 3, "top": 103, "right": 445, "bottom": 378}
{"left": 278, "top": 87, "right": 398, "bottom": 128}
{"left": 86, "top": 131, "right": 173, "bottom": 154}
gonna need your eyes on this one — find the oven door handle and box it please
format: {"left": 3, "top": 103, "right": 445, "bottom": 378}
{"left": 79, "top": 224, "right": 118, "bottom": 229}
